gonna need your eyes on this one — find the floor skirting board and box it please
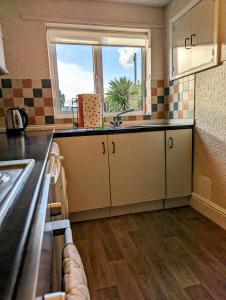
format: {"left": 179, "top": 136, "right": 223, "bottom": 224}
{"left": 190, "top": 193, "right": 226, "bottom": 230}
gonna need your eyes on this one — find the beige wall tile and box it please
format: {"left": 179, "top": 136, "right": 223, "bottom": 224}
{"left": 11, "top": 79, "right": 22, "bottom": 88}
{"left": 42, "top": 88, "right": 52, "bottom": 98}
{"left": 44, "top": 106, "right": 54, "bottom": 115}
{"left": 13, "top": 98, "right": 24, "bottom": 108}
{"left": 34, "top": 98, "right": 44, "bottom": 107}
{"left": 23, "top": 88, "right": 33, "bottom": 98}
{"left": 2, "top": 88, "right": 13, "bottom": 98}
{"left": 25, "top": 107, "right": 35, "bottom": 116}
{"left": 35, "top": 116, "right": 45, "bottom": 125}
{"left": 32, "top": 79, "right": 42, "bottom": 88}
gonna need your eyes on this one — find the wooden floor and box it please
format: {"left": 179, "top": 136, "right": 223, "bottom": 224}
{"left": 71, "top": 207, "right": 226, "bottom": 300}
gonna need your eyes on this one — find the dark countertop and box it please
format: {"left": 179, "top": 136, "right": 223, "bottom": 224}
{"left": 0, "top": 131, "right": 53, "bottom": 299}
{"left": 54, "top": 123, "right": 194, "bottom": 138}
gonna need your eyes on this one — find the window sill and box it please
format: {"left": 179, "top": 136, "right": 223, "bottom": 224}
{"left": 54, "top": 111, "right": 73, "bottom": 119}
{"left": 54, "top": 110, "right": 152, "bottom": 119}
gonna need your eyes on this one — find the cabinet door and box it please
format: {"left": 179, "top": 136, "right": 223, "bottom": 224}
{"left": 108, "top": 132, "right": 165, "bottom": 207}
{"left": 55, "top": 136, "right": 110, "bottom": 212}
{"left": 191, "top": 0, "right": 216, "bottom": 69}
{"left": 166, "top": 129, "right": 192, "bottom": 199}
{"left": 172, "top": 10, "right": 191, "bottom": 77}
{"left": 0, "top": 25, "right": 7, "bottom": 74}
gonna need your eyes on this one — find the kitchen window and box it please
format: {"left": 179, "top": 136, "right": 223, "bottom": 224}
{"left": 47, "top": 26, "right": 150, "bottom": 118}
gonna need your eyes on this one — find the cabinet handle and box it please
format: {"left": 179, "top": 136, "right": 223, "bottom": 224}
{"left": 191, "top": 33, "right": 196, "bottom": 46}
{"left": 169, "top": 137, "right": 174, "bottom": 149}
{"left": 112, "top": 141, "right": 116, "bottom": 154}
{"left": 185, "top": 37, "right": 191, "bottom": 49}
{"left": 102, "top": 142, "right": 105, "bottom": 154}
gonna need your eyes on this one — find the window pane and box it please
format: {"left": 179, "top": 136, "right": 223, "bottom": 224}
{"left": 102, "top": 46, "right": 143, "bottom": 113}
{"left": 56, "top": 44, "right": 94, "bottom": 111}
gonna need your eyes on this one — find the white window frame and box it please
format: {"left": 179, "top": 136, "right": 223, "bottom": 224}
{"left": 47, "top": 25, "right": 150, "bottom": 119}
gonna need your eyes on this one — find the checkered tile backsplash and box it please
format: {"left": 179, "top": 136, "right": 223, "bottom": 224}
{"left": 165, "top": 75, "right": 195, "bottom": 119}
{"left": 0, "top": 77, "right": 194, "bottom": 128}
{"left": 0, "top": 78, "right": 56, "bottom": 127}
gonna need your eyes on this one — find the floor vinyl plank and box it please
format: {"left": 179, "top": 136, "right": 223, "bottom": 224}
{"left": 72, "top": 207, "right": 226, "bottom": 300}
{"left": 96, "top": 218, "right": 124, "bottom": 262}
{"left": 71, "top": 221, "right": 85, "bottom": 242}
{"left": 83, "top": 221, "right": 117, "bottom": 291}
{"left": 110, "top": 221, "right": 168, "bottom": 299}
{"left": 96, "top": 286, "right": 121, "bottom": 300}
{"left": 166, "top": 212, "right": 226, "bottom": 278}
{"left": 185, "top": 284, "right": 215, "bottom": 300}
{"left": 111, "top": 260, "right": 145, "bottom": 300}
{"left": 161, "top": 251, "right": 200, "bottom": 288}
{"left": 145, "top": 256, "right": 192, "bottom": 300}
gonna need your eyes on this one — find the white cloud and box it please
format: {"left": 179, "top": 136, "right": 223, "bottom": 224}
{"left": 118, "top": 48, "right": 138, "bottom": 68}
{"left": 57, "top": 61, "right": 94, "bottom": 105}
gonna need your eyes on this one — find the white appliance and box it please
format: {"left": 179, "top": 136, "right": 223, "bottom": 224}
{"left": 44, "top": 143, "right": 89, "bottom": 299}
{"left": 47, "top": 142, "right": 69, "bottom": 292}
{"left": 47, "top": 142, "right": 69, "bottom": 219}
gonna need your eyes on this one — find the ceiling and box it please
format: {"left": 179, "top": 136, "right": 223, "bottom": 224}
{"left": 98, "top": 0, "right": 171, "bottom": 7}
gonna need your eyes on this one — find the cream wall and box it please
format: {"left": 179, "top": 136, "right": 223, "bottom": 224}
{"left": 0, "top": 0, "right": 164, "bottom": 79}
{"left": 164, "top": 0, "right": 226, "bottom": 210}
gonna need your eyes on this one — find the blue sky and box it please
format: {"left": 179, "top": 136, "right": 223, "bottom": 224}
{"left": 56, "top": 44, "right": 142, "bottom": 103}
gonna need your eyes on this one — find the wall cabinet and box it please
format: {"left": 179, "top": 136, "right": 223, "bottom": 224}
{"left": 171, "top": 0, "right": 218, "bottom": 79}
{"left": 0, "top": 24, "right": 8, "bottom": 75}
{"left": 166, "top": 129, "right": 192, "bottom": 198}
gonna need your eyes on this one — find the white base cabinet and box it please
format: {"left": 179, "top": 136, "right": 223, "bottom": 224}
{"left": 56, "top": 135, "right": 111, "bottom": 212}
{"left": 55, "top": 128, "right": 192, "bottom": 214}
{"left": 108, "top": 132, "right": 165, "bottom": 206}
{"left": 166, "top": 129, "right": 192, "bottom": 198}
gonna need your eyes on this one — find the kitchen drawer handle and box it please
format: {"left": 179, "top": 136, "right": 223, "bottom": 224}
{"left": 102, "top": 142, "right": 106, "bottom": 154}
{"left": 185, "top": 37, "right": 191, "bottom": 49}
{"left": 169, "top": 137, "right": 174, "bottom": 149}
{"left": 112, "top": 141, "right": 116, "bottom": 154}
{"left": 191, "top": 33, "right": 196, "bottom": 46}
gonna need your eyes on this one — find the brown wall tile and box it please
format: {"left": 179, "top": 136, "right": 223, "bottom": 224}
{"left": 4, "top": 98, "right": 13, "bottom": 107}
{"left": 44, "top": 97, "right": 53, "bottom": 106}
{"left": 35, "top": 107, "right": 44, "bottom": 116}
{"left": 22, "top": 79, "right": 32, "bottom": 88}
{"left": 13, "top": 88, "right": 23, "bottom": 98}
{"left": 28, "top": 116, "right": 36, "bottom": 125}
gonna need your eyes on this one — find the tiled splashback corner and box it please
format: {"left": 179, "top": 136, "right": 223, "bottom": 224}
{"left": 165, "top": 75, "right": 195, "bottom": 120}
{"left": 0, "top": 76, "right": 195, "bottom": 128}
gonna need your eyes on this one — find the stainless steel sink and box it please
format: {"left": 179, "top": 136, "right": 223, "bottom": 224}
{"left": 104, "top": 125, "right": 149, "bottom": 130}
{"left": 0, "top": 159, "right": 35, "bottom": 226}
{"left": 119, "top": 124, "right": 161, "bottom": 129}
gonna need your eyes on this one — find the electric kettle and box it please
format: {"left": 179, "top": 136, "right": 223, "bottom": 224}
{"left": 5, "top": 108, "right": 28, "bottom": 134}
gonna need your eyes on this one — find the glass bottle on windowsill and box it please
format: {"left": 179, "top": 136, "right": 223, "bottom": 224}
{"left": 72, "top": 97, "right": 78, "bottom": 129}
